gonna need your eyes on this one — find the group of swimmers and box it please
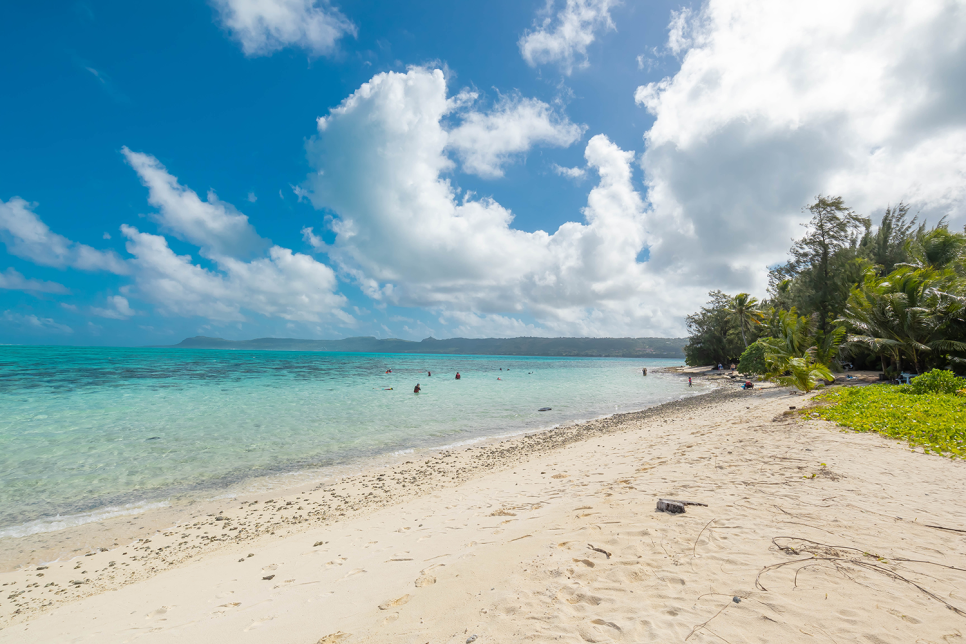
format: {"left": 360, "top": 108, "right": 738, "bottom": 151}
{"left": 383, "top": 367, "right": 526, "bottom": 393}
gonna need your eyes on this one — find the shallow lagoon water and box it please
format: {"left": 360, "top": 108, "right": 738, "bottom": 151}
{"left": 0, "top": 346, "right": 702, "bottom": 536}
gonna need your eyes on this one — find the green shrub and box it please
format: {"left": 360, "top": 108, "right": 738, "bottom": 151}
{"left": 909, "top": 369, "right": 966, "bottom": 395}
{"left": 814, "top": 385, "right": 966, "bottom": 458}
{"left": 737, "top": 341, "right": 767, "bottom": 375}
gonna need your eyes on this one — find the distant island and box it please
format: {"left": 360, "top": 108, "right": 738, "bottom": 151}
{"left": 164, "top": 336, "right": 687, "bottom": 358}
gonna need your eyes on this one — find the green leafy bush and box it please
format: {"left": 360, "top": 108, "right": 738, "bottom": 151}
{"left": 814, "top": 385, "right": 966, "bottom": 458}
{"left": 909, "top": 369, "right": 966, "bottom": 395}
{"left": 737, "top": 341, "right": 767, "bottom": 375}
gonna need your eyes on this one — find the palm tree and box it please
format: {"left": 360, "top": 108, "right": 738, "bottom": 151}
{"left": 775, "top": 356, "right": 834, "bottom": 393}
{"left": 759, "top": 308, "right": 845, "bottom": 389}
{"left": 840, "top": 271, "right": 902, "bottom": 373}
{"left": 841, "top": 267, "right": 966, "bottom": 373}
{"left": 905, "top": 222, "right": 966, "bottom": 270}
{"left": 726, "top": 293, "right": 764, "bottom": 347}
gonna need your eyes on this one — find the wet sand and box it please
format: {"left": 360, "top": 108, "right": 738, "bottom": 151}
{"left": 2, "top": 378, "right": 965, "bottom": 643}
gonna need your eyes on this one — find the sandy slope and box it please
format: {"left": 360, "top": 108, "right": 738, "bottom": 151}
{"left": 2, "top": 384, "right": 966, "bottom": 643}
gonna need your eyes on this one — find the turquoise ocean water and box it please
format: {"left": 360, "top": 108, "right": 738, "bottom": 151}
{"left": 0, "top": 346, "right": 701, "bottom": 538}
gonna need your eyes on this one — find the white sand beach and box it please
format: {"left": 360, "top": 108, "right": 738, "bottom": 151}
{"left": 2, "top": 381, "right": 965, "bottom": 643}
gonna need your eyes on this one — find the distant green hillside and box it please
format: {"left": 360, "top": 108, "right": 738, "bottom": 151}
{"left": 166, "top": 336, "right": 686, "bottom": 358}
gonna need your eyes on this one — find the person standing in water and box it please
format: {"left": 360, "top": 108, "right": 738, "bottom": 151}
{"left": 642, "top": 367, "right": 647, "bottom": 376}
{"left": 688, "top": 376, "right": 693, "bottom": 387}
{"left": 414, "top": 383, "right": 421, "bottom": 393}
{"left": 455, "top": 372, "right": 461, "bottom": 380}
{"left": 428, "top": 371, "right": 431, "bottom": 376}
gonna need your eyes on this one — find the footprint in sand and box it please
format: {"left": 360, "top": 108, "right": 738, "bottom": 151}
{"left": 244, "top": 616, "right": 275, "bottom": 632}
{"left": 338, "top": 568, "right": 366, "bottom": 581}
{"left": 146, "top": 606, "right": 172, "bottom": 620}
{"left": 415, "top": 574, "right": 436, "bottom": 587}
{"left": 317, "top": 632, "right": 350, "bottom": 643}
{"left": 378, "top": 594, "right": 410, "bottom": 610}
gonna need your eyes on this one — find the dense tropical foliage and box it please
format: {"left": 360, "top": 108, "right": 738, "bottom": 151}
{"left": 683, "top": 195, "right": 966, "bottom": 384}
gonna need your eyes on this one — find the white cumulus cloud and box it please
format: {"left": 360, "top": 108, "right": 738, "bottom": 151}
{"left": 211, "top": 0, "right": 356, "bottom": 57}
{"left": 302, "top": 67, "right": 696, "bottom": 336}
{"left": 519, "top": 0, "right": 618, "bottom": 74}
{"left": 0, "top": 267, "right": 70, "bottom": 294}
{"left": 0, "top": 197, "right": 128, "bottom": 274}
{"left": 448, "top": 95, "right": 585, "bottom": 178}
{"left": 117, "top": 151, "right": 349, "bottom": 323}
{"left": 632, "top": 0, "right": 966, "bottom": 300}
{"left": 123, "top": 147, "right": 267, "bottom": 258}
{"left": 122, "top": 224, "right": 348, "bottom": 323}
{"left": 91, "top": 295, "right": 137, "bottom": 319}
{"left": 1, "top": 310, "right": 73, "bottom": 334}
{"left": 552, "top": 163, "right": 586, "bottom": 180}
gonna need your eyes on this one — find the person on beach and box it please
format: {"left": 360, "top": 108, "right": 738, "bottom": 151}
{"left": 688, "top": 377, "right": 693, "bottom": 387}
{"left": 414, "top": 384, "right": 421, "bottom": 393}
{"left": 455, "top": 372, "right": 461, "bottom": 380}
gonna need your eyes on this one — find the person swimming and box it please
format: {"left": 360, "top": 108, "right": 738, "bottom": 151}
{"left": 386, "top": 369, "right": 392, "bottom": 374}
{"left": 414, "top": 384, "right": 421, "bottom": 393}
{"left": 455, "top": 372, "right": 461, "bottom": 380}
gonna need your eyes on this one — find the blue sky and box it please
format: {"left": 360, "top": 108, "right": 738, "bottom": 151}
{"left": 2, "top": 0, "right": 965, "bottom": 345}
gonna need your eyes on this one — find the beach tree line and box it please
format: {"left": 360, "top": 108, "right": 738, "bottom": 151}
{"left": 683, "top": 196, "right": 966, "bottom": 388}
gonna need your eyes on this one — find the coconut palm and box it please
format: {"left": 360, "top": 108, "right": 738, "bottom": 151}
{"left": 905, "top": 223, "right": 966, "bottom": 270}
{"left": 726, "top": 293, "right": 764, "bottom": 348}
{"left": 775, "top": 356, "right": 834, "bottom": 393}
{"left": 841, "top": 267, "right": 966, "bottom": 373}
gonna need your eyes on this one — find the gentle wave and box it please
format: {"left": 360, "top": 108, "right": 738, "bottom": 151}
{"left": 0, "top": 501, "right": 170, "bottom": 540}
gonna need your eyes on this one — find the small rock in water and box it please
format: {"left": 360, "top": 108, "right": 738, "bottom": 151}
{"left": 538, "top": 407, "right": 552, "bottom": 412}
{"left": 146, "top": 436, "right": 161, "bottom": 441}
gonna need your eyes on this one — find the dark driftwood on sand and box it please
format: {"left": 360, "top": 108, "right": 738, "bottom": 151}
{"left": 657, "top": 498, "right": 708, "bottom": 514}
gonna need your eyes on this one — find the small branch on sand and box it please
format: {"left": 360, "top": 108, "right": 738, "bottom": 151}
{"left": 685, "top": 600, "right": 732, "bottom": 642}
{"left": 924, "top": 523, "right": 966, "bottom": 534}
{"left": 692, "top": 519, "right": 716, "bottom": 557}
{"left": 756, "top": 536, "right": 966, "bottom": 618}
{"left": 587, "top": 544, "right": 611, "bottom": 559}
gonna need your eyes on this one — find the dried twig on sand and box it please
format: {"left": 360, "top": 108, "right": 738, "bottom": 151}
{"left": 587, "top": 544, "right": 611, "bottom": 559}
{"left": 756, "top": 536, "right": 966, "bottom": 618}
